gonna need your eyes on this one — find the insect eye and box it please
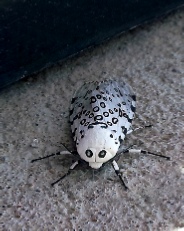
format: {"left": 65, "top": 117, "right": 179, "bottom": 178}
{"left": 85, "top": 149, "right": 93, "bottom": 158}
{"left": 98, "top": 150, "right": 107, "bottom": 158}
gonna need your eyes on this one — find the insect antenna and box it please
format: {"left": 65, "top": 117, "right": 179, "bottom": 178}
{"left": 31, "top": 143, "right": 78, "bottom": 163}
{"left": 60, "top": 143, "right": 78, "bottom": 156}
{"left": 31, "top": 151, "right": 71, "bottom": 163}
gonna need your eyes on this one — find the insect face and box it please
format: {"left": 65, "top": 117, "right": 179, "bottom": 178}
{"left": 77, "top": 126, "right": 119, "bottom": 169}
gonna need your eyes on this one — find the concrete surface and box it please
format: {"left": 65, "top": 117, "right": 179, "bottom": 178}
{"left": 1, "top": 9, "right": 184, "bottom": 231}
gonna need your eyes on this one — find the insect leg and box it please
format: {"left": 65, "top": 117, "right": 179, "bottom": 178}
{"left": 124, "top": 149, "right": 170, "bottom": 160}
{"left": 127, "top": 124, "right": 152, "bottom": 135}
{"left": 60, "top": 143, "right": 78, "bottom": 155}
{"left": 112, "top": 160, "right": 128, "bottom": 190}
{"left": 51, "top": 160, "right": 79, "bottom": 186}
{"left": 31, "top": 150, "right": 72, "bottom": 163}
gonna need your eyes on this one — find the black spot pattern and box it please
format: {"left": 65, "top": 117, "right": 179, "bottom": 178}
{"left": 119, "top": 91, "right": 123, "bottom": 97}
{"left": 107, "top": 121, "right": 112, "bottom": 126}
{"left": 84, "top": 122, "right": 90, "bottom": 126}
{"left": 123, "top": 112, "right": 132, "bottom": 123}
{"left": 77, "top": 112, "right": 82, "bottom": 119}
{"left": 80, "top": 119, "right": 86, "bottom": 125}
{"left": 119, "top": 108, "right": 122, "bottom": 117}
{"left": 103, "top": 112, "right": 109, "bottom": 117}
{"left": 109, "top": 109, "right": 114, "bottom": 114}
{"left": 89, "top": 122, "right": 107, "bottom": 127}
{"left": 127, "top": 118, "right": 133, "bottom": 123}
{"left": 112, "top": 117, "right": 118, "bottom": 124}
{"left": 85, "top": 149, "right": 93, "bottom": 157}
{"left": 93, "top": 106, "right": 100, "bottom": 112}
{"left": 73, "top": 115, "right": 78, "bottom": 121}
{"left": 119, "top": 136, "right": 123, "bottom": 143}
{"left": 98, "top": 150, "right": 106, "bottom": 158}
{"left": 96, "top": 94, "right": 102, "bottom": 99}
{"left": 94, "top": 115, "right": 103, "bottom": 121}
{"left": 89, "top": 113, "right": 94, "bottom": 118}
{"left": 101, "top": 124, "right": 108, "bottom": 128}
{"left": 121, "top": 126, "right": 127, "bottom": 135}
{"left": 90, "top": 96, "right": 96, "bottom": 104}
{"left": 100, "top": 102, "right": 106, "bottom": 108}
{"left": 70, "top": 79, "right": 136, "bottom": 147}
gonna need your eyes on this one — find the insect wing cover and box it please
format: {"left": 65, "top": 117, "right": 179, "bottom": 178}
{"left": 69, "top": 79, "right": 136, "bottom": 169}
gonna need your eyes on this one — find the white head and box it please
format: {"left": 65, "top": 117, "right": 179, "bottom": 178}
{"left": 77, "top": 126, "right": 119, "bottom": 169}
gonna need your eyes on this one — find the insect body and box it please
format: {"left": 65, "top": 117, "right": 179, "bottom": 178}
{"left": 69, "top": 79, "right": 136, "bottom": 169}
{"left": 31, "top": 78, "right": 170, "bottom": 189}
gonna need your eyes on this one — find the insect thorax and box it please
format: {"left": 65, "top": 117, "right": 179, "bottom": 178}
{"left": 77, "top": 125, "right": 120, "bottom": 169}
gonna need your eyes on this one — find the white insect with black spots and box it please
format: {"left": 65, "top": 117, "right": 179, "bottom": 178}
{"left": 31, "top": 79, "right": 170, "bottom": 189}
{"left": 70, "top": 79, "right": 136, "bottom": 169}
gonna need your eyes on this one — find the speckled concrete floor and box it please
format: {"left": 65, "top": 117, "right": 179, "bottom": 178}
{"left": 1, "top": 9, "right": 184, "bottom": 231}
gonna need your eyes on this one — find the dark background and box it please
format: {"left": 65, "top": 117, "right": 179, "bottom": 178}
{"left": 0, "top": 0, "right": 184, "bottom": 89}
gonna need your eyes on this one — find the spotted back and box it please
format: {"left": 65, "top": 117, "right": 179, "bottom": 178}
{"left": 69, "top": 79, "right": 136, "bottom": 167}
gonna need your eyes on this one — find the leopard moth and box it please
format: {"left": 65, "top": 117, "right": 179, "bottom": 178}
{"left": 31, "top": 78, "right": 170, "bottom": 188}
{"left": 70, "top": 79, "right": 136, "bottom": 169}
